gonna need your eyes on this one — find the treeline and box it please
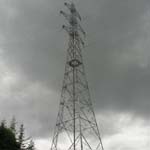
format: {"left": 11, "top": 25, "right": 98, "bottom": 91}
{"left": 0, "top": 118, "right": 35, "bottom": 150}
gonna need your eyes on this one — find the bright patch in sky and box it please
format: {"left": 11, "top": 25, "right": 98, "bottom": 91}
{"left": 35, "top": 139, "right": 51, "bottom": 150}
{"left": 35, "top": 113, "right": 150, "bottom": 150}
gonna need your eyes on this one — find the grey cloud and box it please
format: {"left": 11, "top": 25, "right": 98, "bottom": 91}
{"left": 0, "top": 0, "right": 150, "bottom": 140}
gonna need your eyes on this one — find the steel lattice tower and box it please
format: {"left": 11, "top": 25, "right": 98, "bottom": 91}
{"left": 51, "top": 2, "right": 104, "bottom": 150}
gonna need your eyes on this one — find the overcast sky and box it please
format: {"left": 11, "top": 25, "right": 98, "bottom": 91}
{"left": 0, "top": 0, "right": 150, "bottom": 150}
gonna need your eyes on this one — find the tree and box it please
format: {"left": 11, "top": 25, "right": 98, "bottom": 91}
{"left": 1, "top": 120, "right": 6, "bottom": 128}
{"left": 0, "top": 119, "right": 36, "bottom": 150}
{"left": 27, "top": 140, "right": 35, "bottom": 150}
{"left": 18, "top": 124, "right": 26, "bottom": 150}
{"left": 10, "top": 117, "right": 17, "bottom": 135}
{"left": 0, "top": 122, "right": 19, "bottom": 150}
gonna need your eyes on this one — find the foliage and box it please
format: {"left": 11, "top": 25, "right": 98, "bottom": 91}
{"left": 10, "top": 117, "right": 17, "bottom": 134}
{"left": 0, "top": 118, "right": 35, "bottom": 150}
{"left": 27, "top": 140, "right": 35, "bottom": 150}
{"left": 0, "top": 121, "right": 19, "bottom": 150}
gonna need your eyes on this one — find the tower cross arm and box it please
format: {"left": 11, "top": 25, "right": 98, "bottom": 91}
{"left": 64, "top": 2, "right": 81, "bottom": 21}
{"left": 60, "top": 10, "right": 71, "bottom": 21}
{"left": 62, "top": 24, "right": 86, "bottom": 38}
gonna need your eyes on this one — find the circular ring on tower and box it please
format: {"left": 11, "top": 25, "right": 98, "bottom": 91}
{"left": 68, "top": 59, "right": 82, "bottom": 67}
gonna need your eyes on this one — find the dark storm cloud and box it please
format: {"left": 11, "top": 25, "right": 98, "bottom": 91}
{"left": 79, "top": 0, "right": 150, "bottom": 115}
{"left": 0, "top": 0, "right": 150, "bottom": 139}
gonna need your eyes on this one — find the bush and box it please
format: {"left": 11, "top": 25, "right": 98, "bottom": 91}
{"left": 0, "top": 122, "right": 19, "bottom": 150}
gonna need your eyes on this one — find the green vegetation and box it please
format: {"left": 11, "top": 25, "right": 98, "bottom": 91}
{"left": 0, "top": 119, "right": 35, "bottom": 150}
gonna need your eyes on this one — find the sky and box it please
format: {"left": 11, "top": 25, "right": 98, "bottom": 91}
{"left": 0, "top": 0, "right": 150, "bottom": 149}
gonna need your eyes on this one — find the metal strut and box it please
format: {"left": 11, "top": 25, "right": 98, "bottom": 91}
{"left": 51, "top": 2, "right": 104, "bottom": 150}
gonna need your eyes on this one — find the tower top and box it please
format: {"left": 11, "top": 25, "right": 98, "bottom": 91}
{"left": 60, "top": 2, "right": 85, "bottom": 46}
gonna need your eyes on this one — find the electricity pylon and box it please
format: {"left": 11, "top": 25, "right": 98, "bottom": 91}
{"left": 51, "top": 2, "right": 104, "bottom": 150}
